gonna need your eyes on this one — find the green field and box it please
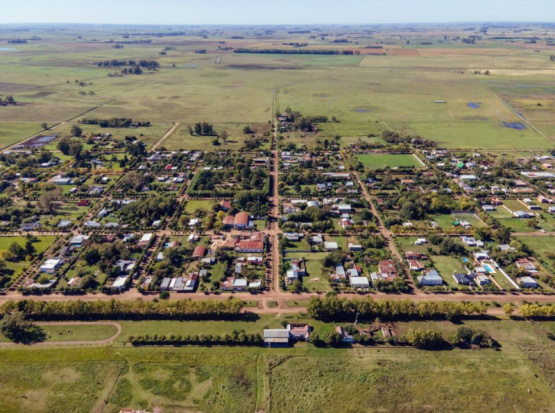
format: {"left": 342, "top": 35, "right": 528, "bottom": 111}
{"left": 0, "top": 28, "right": 553, "bottom": 151}
{"left": 357, "top": 154, "right": 424, "bottom": 169}
{"left": 0, "top": 317, "right": 552, "bottom": 412}
{"left": 0, "top": 323, "right": 118, "bottom": 343}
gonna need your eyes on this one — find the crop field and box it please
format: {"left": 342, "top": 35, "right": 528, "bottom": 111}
{"left": 357, "top": 153, "right": 424, "bottom": 169}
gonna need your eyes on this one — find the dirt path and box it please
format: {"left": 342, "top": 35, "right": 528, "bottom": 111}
{"left": 0, "top": 321, "right": 122, "bottom": 346}
{"left": 150, "top": 122, "right": 180, "bottom": 151}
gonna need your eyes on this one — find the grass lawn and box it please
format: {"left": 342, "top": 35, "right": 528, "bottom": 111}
{"left": 357, "top": 154, "right": 424, "bottom": 169}
{"left": 0, "top": 323, "right": 118, "bottom": 343}
{"left": 430, "top": 255, "right": 466, "bottom": 288}
{"left": 0, "top": 236, "right": 57, "bottom": 286}
{"left": 184, "top": 200, "right": 217, "bottom": 214}
{"left": 517, "top": 236, "right": 555, "bottom": 271}
{"left": 285, "top": 253, "right": 332, "bottom": 293}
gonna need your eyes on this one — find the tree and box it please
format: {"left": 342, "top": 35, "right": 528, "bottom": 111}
{"left": 84, "top": 248, "right": 101, "bottom": 265}
{"left": 71, "top": 124, "right": 83, "bottom": 137}
{"left": 0, "top": 259, "right": 7, "bottom": 276}
{"left": 0, "top": 312, "right": 45, "bottom": 343}
{"left": 38, "top": 187, "right": 62, "bottom": 212}
{"left": 220, "top": 130, "right": 230, "bottom": 142}
{"left": 41, "top": 122, "right": 49, "bottom": 130}
{"left": 7, "top": 242, "right": 25, "bottom": 261}
{"left": 503, "top": 303, "right": 515, "bottom": 316}
{"left": 405, "top": 328, "right": 444, "bottom": 348}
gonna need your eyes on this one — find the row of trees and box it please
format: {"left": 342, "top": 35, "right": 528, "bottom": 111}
{"left": 79, "top": 118, "right": 151, "bottom": 128}
{"left": 235, "top": 48, "right": 360, "bottom": 55}
{"left": 128, "top": 330, "right": 263, "bottom": 346}
{"left": 307, "top": 296, "right": 488, "bottom": 321}
{"left": 519, "top": 303, "right": 555, "bottom": 318}
{"left": 0, "top": 298, "right": 245, "bottom": 320}
{"left": 96, "top": 59, "right": 159, "bottom": 70}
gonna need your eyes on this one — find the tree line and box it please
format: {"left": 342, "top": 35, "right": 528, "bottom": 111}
{"left": 79, "top": 117, "right": 151, "bottom": 128}
{"left": 96, "top": 59, "right": 159, "bottom": 70}
{"left": 235, "top": 48, "right": 360, "bottom": 55}
{"left": 128, "top": 330, "right": 263, "bottom": 346}
{"left": 0, "top": 298, "right": 245, "bottom": 321}
{"left": 307, "top": 296, "right": 488, "bottom": 321}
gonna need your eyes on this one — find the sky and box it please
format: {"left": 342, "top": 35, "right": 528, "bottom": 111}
{"left": 1, "top": 0, "right": 554, "bottom": 25}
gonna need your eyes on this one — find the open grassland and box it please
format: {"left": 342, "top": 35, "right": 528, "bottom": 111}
{"left": 1, "top": 37, "right": 553, "bottom": 151}
{"left": 0, "top": 122, "right": 43, "bottom": 149}
{"left": 0, "top": 318, "right": 552, "bottom": 412}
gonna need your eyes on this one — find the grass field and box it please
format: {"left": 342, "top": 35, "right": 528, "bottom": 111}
{"left": 357, "top": 153, "right": 424, "bottom": 169}
{"left": 1, "top": 31, "right": 553, "bottom": 151}
{"left": 517, "top": 236, "right": 555, "bottom": 270}
{"left": 0, "top": 317, "right": 552, "bottom": 412}
{"left": 0, "top": 323, "right": 118, "bottom": 343}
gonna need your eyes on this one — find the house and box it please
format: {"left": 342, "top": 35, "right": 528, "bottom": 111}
{"left": 283, "top": 232, "right": 303, "bottom": 242}
{"left": 188, "top": 218, "right": 201, "bottom": 227}
{"left": 350, "top": 276, "right": 370, "bottom": 290}
{"left": 39, "top": 258, "right": 62, "bottom": 274}
{"left": 219, "top": 200, "right": 231, "bottom": 211}
{"left": 234, "top": 212, "right": 250, "bottom": 230}
{"left": 482, "top": 205, "right": 495, "bottom": 212}
{"left": 474, "top": 251, "right": 490, "bottom": 262}
{"left": 286, "top": 268, "right": 299, "bottom": 284}
{"left": 310, "top": 235, "right": 324, "bottom": 244}
{"left": 236, "top": 240, "right": 264, "bottom": 253}
{"left": 378, "top": 260, "right": 398, "bottom": 280}
{"left": 461, "top": 236, "right": 477, "bottom": 247}
{"left": 187, "top": 233, "right": 199, "bottom": 243}
{"left": 115, "top": 259, "right": 136, "bottom": 274}
{"left": 324, "top": 242, "right": 338, "bottom": 251}
{"left": 335, "top": 326, "right": 356, "bottom": 343}
{"left": 160, "top": 277, "right": 172, "bottom": 291}
{"left": 263, "top": 329, "right": 290, "bottom": 347}
{"left": 515, "top": 258, "right": 538, "bottom": 274}
{"left": 408, "top": 260, "right": 424, "bottom": 271}
{"left": 288, "top": 324, "right": 312, "bottom": 341}
{"left": 549, "top": 206, "right": 555, "bottom": 214}
{"left": 21, "top": 222, "right": 40, "bottom": 231}
{"left": 70, "top": 235, "right": 89, "bottom": 248}
{"left": 172, "top": 273, "right": 198, "bottom": 292}
{"left": 111, "top": 275, "right": 129, "bottom": 291}
{"left": 348, "top": 243, "right": 363, "bottom": 251}
{"left": 58, "top": 220, "right": 72, "bottom": 228}
{"left": 475, "top": 275, "right": 491, "bottom": 286}
{"left": 138, "top": 233, "right": 153, "bottom": 246}
{"left": 418, "top": 270, "right": 443, "bottom": 286}
{"left": 518, "top": 276, "right": 538, "bottom": 289}
{"left": 337, "top": 204, "right": 352, "bottom": 213}
{"left": 453, "top": 272, "right": 474, "bottom": 286}
{"left": 513, "top": 211, "right": 534, "bottom": 218}
{"left": 415, "top": 238, "right": 427, "bottom": 245}
{"left": 223, "top": 215, "right": 235, "bottom": 228}
{"left": 192, "top": 245, "right": 207, "bottom": 259}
